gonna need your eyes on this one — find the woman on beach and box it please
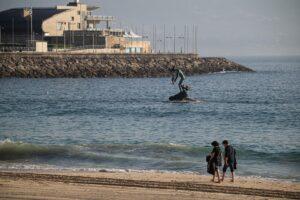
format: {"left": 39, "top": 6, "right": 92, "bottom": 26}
{"left": 210, "top": 141, "right": 222, "bottom": 183}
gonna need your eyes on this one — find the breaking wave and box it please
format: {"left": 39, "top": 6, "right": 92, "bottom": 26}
{"left": 1, "top": 139, "right": 299, "bottom": 164}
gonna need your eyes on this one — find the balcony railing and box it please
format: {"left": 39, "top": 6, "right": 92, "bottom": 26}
{"left": 86, "top": 15, "right": 115, "bottom": 21}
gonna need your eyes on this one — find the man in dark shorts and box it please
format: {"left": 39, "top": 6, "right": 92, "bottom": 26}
{"left": 221, "top": 140, "right": 236, "bottom": 182}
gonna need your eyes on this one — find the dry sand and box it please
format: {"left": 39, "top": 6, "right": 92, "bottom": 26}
{"left": 0, "top": 170, "right": 299, "bottom": 200}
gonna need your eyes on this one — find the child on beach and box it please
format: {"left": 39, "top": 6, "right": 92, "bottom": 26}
{"left": 210, "top": 141, "right": 222, "bottom": 183}
{"left": 221, "top": 140, "right": 236, "bottom": 182}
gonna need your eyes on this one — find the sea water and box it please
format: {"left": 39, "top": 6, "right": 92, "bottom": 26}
{"left": 0, "top": 56, "right": 299, "bottom": 181}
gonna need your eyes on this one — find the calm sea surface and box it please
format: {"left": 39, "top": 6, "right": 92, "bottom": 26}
{"left": 0, "top": 56, "right": 299, "bottom": 181}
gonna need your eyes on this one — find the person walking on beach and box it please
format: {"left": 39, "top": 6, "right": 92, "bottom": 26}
{"left": 221, "top": 140, "right": 236, "bottom": 182}
{"left": 170, "top": 67, "right": 185, "bottom": 92}
{"left": 210, "top": 141, "right": 222, "bottom": 183}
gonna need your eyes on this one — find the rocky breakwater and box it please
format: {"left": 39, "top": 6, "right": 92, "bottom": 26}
{"left": 0, "top": 53, "right": 253, "bottom": 78}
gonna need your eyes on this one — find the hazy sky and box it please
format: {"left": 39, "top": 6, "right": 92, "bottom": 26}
{"left": 0, "top": 0, "right": 299, "bottom": 56}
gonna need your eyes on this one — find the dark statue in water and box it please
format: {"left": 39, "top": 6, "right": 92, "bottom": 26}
{"left": 169, "top": 84, "right": 191, "bottom": 101}
{"left": 169, "top": 67, "right": 196, "bottom": 102}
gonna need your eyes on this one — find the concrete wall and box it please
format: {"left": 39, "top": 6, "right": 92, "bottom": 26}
{"left": 0, "top": 53, "right": 253, "bottom": 78}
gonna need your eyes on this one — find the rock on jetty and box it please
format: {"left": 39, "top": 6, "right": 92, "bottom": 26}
{"left": 0, "top": 53, "right": 253, "bottom": 78}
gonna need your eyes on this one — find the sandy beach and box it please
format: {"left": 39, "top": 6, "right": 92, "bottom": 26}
{"left": 0, "top": 170, "right": 299, "bottom": 200}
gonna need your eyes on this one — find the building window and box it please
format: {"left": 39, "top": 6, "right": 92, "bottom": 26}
{"left": 56, "top": 22, "right": 63, "bottom": 31}
{"left": 77, "top": 11, "right": 81, "bottom": 15}
{"left": 77, "top": 23, "right": 81, "bottom": 29}
{"left": 71, "top": 16, "right": 74, "bottom": 21}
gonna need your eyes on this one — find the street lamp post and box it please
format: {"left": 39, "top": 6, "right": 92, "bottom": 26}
{"left": 12, "top": 17, "right": 14, "bottom": 48}
{"left": 163, "top": 24, "right": 166, "bottom": 53}
{"left": 0, "top": 25, "right": 2, "bottom": 44}
{"left": 192, "top": 25, "right": 198, "bottom": 54}
{"left": 142, "top": 35, "right": 148, "bottom": 53}
{"left": 152, "top": 24, "right": 155, "bottom": 53}
{"left": 186, "top": 25, "right": 189, "bottom": 53}
{"left": 83, "top": 31, "right": 85, "bottom": 49}
{"left": 165, "top": 25, "right": 185, "bottom": 54}
{"left": 63, "top": 29, "right": 66, "bottom": 51}
{"left": 192, "top": 25, "right": 195, "bottom": 53}
{"left": 156, "top": 39, "right": 162, "bottom": 53}
{"left": 92, "top": 33, "right": 95, "bottom": 53}
{"left": 30, "top": 7, "right": 33, "bottom": 45}
{"left": 184, "top": 25, "right": 186, "bottom": 53}
{"left": 177, "top": 35, "right": 184, "bottom": 54}
{"left": 195, "top": 25, "right": 198, "bottom": 54}
{"left": 173, "top": 25, "right": 176, "bottom": 53}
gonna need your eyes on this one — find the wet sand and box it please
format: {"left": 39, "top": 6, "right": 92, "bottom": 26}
{"left": 0, "top": 170, "right": 299, "bottom": 199}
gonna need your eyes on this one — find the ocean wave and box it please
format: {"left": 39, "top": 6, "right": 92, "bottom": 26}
{"left": 0, "top": 139, "right": 299, "bottom": 164}
{"left": 0, "top": 139, "right": 70, "bottom": 160}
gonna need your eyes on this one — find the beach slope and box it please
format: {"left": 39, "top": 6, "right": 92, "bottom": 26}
{"left": 0, "top": 171, "right": 299, "bottom": 200}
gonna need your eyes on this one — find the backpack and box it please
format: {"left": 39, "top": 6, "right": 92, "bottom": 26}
{"left": 233, "top": 148, "right": 237, "bottom": 169}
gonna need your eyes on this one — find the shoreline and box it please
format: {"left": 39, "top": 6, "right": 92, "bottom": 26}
{"left": 0, "top": 166, "right": 298, "bottom": 183}
{"left": 0, "top": 169, "right": 299, "bottom": 199}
